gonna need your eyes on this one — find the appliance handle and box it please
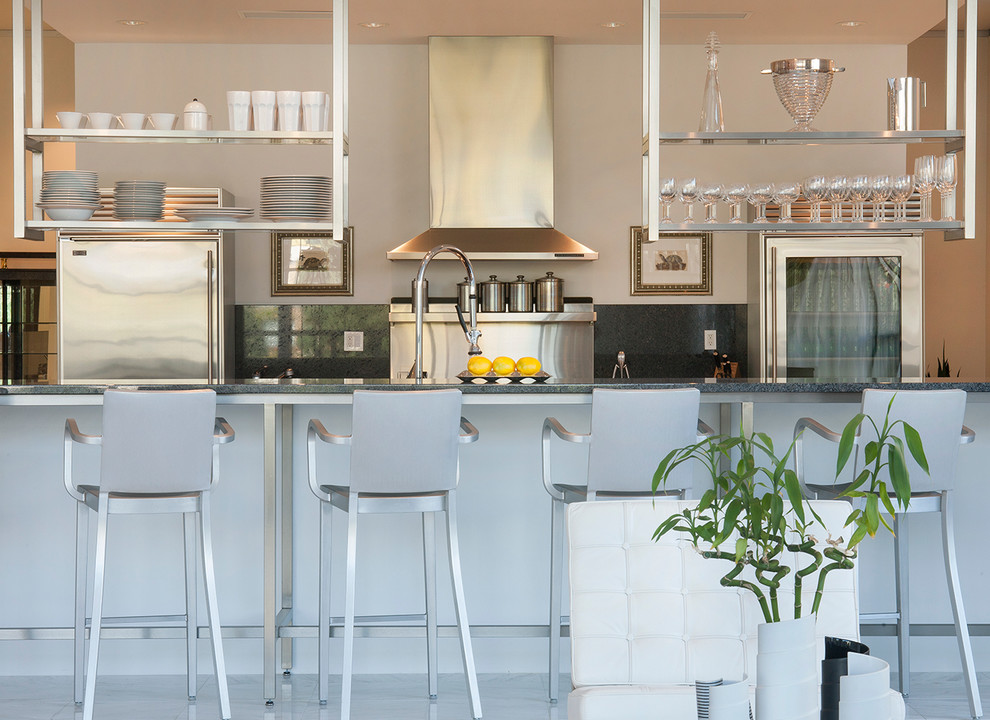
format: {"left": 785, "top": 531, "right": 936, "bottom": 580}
{"left": 207, "top": 249, "right": 215, "bottom": 384}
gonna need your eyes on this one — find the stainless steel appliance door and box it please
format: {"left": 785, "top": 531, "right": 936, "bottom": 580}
{"left": 762, "top": 233, "right": 923, "bottom": 381}
{"left": 58, "top": 239, "right": 218, "bottom": 384}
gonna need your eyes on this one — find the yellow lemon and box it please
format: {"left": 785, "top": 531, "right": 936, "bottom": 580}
{"left": 516, "top": 357, "right": 541, "bottom": 376}
{"left": 492, "top": 356, "right": 516, "bottom": 376}
{"left": 467, "top": 356, "right": 493, "bottom": 376}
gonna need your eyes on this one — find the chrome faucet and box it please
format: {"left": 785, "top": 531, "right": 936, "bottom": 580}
{"left": 413, "top": 245, "right": 482, "bottom": 382}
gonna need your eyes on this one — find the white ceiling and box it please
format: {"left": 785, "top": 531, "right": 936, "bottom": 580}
{"left": 0, "top": 0, "right": 990, "bottom": 44}
{"left": 4, "top": 0, "right": 988, "bottom": 45}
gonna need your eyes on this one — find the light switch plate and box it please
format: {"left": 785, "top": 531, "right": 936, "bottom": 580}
{"left": 344, "top": 331, "right": 364, "bottom": 352}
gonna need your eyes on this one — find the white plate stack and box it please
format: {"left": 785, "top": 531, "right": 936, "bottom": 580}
{"left": 260, "top": 175, "right": 332, "bottom": 221}
{"left": 113, "top": 180, "right": 167, "bottom": 220}
{"left": 37, "top": 170, "right": 101, "bottom": 221}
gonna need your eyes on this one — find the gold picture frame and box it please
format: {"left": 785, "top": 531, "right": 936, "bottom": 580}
{"left": 271, "top": 228, "right": 353, "bottom": 296}
{"left": 630, "top": 227, "right": 712, "bottom": 295}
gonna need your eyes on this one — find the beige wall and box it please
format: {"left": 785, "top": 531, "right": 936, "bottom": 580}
{"left": 908, "top": 34, "right": 990, "bottom": 378}
{"left": 1, "top": 31, "right": 75, "bottom": 263}
{"left": 73, "top": 42, "right": 907, "bottom": 306}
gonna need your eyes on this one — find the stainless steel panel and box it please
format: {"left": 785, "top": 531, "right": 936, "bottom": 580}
{"left": 429, "top": 37, "right": 554, "bottom": 229}
{"left": 58, "top": 239, "right": 219, "bottom": 384}
{"left": 390, "top": 303, "right": 594, "bottom": 380}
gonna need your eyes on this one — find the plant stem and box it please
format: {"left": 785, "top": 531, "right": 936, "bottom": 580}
{"left": 704, "top": 550, "right": 773, "bottom": 623}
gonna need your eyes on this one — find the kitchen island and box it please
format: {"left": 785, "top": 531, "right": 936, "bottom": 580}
{"left": 2, "top": 378, "right": 989, "bottom": 701}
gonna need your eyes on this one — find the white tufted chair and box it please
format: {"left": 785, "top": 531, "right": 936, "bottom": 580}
{"left": 565, "top": 499, "right": 906, "bottom": 720}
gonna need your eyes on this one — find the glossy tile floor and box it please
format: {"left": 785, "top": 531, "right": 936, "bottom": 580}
{"left": 0, "top": 672, "right": 985, "bottom": 719}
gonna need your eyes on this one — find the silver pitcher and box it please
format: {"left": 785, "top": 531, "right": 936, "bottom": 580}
{"left": 887, "top": 77, "right": 926, "bottom": 131}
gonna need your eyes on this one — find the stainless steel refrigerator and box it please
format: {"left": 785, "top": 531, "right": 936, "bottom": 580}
{"left": 57, "top": 232, "right": 234, "bottom": 384}
{"left": 752, "top": 232, "right": 923, "bottom": 381}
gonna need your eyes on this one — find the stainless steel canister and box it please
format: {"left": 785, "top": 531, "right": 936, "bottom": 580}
{"left": 456, "top": 277, "right": 475, "bottom": 313}
{"left": 507, "top": 275, "right": 534, "bottom": 312}
{"left": 478, "top": 275, "right": 506, "bottom": 312}
{"left": 534, "top": 271, "right": 564, "bottom": 312}
{"left": 887, "top": 77, "right": 926, "bottom": 131}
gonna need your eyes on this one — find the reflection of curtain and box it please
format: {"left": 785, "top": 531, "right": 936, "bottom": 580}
{"left": 786, "top": 257, "right": 901, "bottom": 380}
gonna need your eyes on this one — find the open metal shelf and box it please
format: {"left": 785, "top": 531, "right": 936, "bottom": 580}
{"left": 642, "top": 130, "right": 964, "bottom": 152}
{"left": 25, "top": 128, "right": 345, "bottom": 152}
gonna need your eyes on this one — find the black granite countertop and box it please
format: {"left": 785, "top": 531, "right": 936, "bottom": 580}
{"left": 4, "top": 377, "right": 990, "bottom": 396}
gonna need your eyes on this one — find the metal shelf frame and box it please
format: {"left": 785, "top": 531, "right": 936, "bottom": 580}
{"left": 12, "top": 0, "right": 350, "bottom": 247}
{"left": 641, "top": 0, "right": 978, "bottom": 241}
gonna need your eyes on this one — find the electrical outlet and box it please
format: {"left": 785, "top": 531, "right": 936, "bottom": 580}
{"left": 343, "top": 331, "right": 364, "bottom": 352}
{"left": 704, "top": 330, "right": 717, "bottom": 351}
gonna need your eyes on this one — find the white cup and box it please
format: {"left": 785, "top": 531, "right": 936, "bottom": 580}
{"left": 322, "top": 92, "right": 330, "bottom": 131}
{"left": 118, "top": 112, "right": 146, "bottom": 130}
{"left": 302, "top": 91, "right": 326, "bottom": 132}
{"left": 148, "top": 113, "right": 177, "bottom": 130}
{"left": 226, "top": 90, "right": 252, "bottom": 131}
{"left": 86, "top": 112, "right": 114, "bottom": 130}
{"left": 56, "top": 111, "right": 86, "bottom": 129}
{"left": 277, "top": 90, "right": 301, "bottom": 131}
{"left": 252, "top": 90, "right": 277, "bottom": 131}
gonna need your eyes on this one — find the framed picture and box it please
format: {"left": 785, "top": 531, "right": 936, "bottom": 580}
{"left": 630, "top": 227, "right": 712, "bottom": 295}
{"left": 271, "top": 229, "right": 353, "bottom": 296}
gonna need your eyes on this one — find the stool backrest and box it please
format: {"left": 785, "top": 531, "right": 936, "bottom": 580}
{"left": 349, "top": 389, "right": 463, "bottom": 493}
{"left": 100, "top": 388, "right": 217, "bottom": 494}
{"left": 567, "top": 499, "right": 858, "bottom": 688}
{"left": 587, "top": 388, "right": 701, "bottom": 494}
{"left": 860, "top": 388, "right": 966, "bottom": 493}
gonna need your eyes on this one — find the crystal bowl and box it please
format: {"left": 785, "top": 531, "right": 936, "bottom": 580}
{"left": 762, "top": 58, "right": 844, "bottom": 131}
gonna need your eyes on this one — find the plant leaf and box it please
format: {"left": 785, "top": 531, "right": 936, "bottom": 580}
{"left": 902, "top": 421, "right": 929, "bottom": 475}
{"left": 783, "top": 469, "right": 805, "bottom": 524}
{"left": 837, "top": 413, "right": 865, "bottom": 475}
{"left": 887, "top": 441, "right": 911, "bottom": 509}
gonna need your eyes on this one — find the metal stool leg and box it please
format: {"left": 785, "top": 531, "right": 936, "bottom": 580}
{"left": 424, "top": 511, "right": 439, "bottom": 699}
{"left": 548, "top": 496, "right": 565, "bottom": 704}
{"left": 74, "top": 501, "right": 88, "bottom": 705}
{"left": 200, "top": 493, "right": 230, "bottom": 720}
{"left": 446, "top": 490, "right": 482, "bottom": 719}
{"left": 893, "top": 513, "right": 910, "bottom": 696}
{"left": 341, "top": 492, "right": 360, "bottom": 720}
{"left": 941, "top": 492, "right": 983, "bottom": 719}
{"left": 82, "top": 494, "right": 110, "bottom": 720}
{"left": 318, "top": 499, "right": 332, "bottom": 705}
{"left": 183, "top": 512, "right": 198, "bottom": 701}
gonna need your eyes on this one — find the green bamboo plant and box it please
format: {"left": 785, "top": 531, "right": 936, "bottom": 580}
{"left": 651, "top": 396, "right": 927, "bottom": 625}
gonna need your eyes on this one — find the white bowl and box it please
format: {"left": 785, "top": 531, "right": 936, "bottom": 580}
{"left": 39, "top": 206, "right": 97, "bottom": 221}
{"left": 56, "top": 111, "right": 86, "bottom": 129}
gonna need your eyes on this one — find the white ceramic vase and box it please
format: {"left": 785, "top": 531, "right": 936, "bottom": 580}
{"left": 709, "top": 678, "right": 752, "bottom": 720}
{"left": 755, "top": 615, "right": 818, "bottom": 720}
{"left": 838, "top": 652, "right": 893, "bottom": 720}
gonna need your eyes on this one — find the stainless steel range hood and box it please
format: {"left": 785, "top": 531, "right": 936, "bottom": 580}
{"left": 387, "top": 36, "right": 597, "bottom": 261}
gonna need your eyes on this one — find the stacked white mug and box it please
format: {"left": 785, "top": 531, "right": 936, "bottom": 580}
{"left": 227, "top": 91, "right": 251, "bottom": 131}
{"left": 277, "top": 91, "right": 302, "bottom": 131}
{"left": 302, "top": 91, "right": 327, "bottom": 131}
{"left": 251, "top": 90, "right": 277, "bottom": 131}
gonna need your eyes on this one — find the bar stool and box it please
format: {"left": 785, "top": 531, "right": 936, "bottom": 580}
{"left": 542, "top": 387, "right": 713, "bottom": 703}
{"left": 64, "top": 388, "right": 235, "bottom": 720}
{"left": 307, "top": 388, "right": 483, "bottom": 720}
{"left": 794, "top": 388, "right": 982, "bottom": 719}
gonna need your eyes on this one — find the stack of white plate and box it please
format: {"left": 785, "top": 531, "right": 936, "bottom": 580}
{"left": 114, "top": 180, "right": 167, "bottom": 220}
{"left": 37, "top": 170, "right": 100, "bottom": 221}
{"left": 175, "top": 206, "right": 255, "bottom": 222}
{"left": 260, "top": 175, "right": 331, "bottom": 221}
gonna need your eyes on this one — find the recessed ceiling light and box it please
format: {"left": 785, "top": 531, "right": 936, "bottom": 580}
{"left": 116, "top": 19, "right": 147, "bottom": 27}
{"left": 359, "top": 21, "right": 388, "bottom": 29}
{"left": 837, "top": 20, "right": 865, "bottom": 27}
{"left": 602, "top": 21, "right": 625, "bottom": 29}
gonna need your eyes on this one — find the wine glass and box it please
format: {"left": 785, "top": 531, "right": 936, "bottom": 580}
{"left": 678, "top": 177, "right": 699, "bottom": 223}
{"left": 659, "top": 177, "right": 677, "bottom": 224}
{"left": 936, "top": 154, "right": 957, "bottom": 221}
{"left": 848, "top": 175, "right": 870, "bottom": 223}
{"left": 890, "top": 174, "right": 914, "bottom": 221}
{"left": 825, "top": 176, "right": 849, "bottom": 222}
{"left": 803, "top": 175, "right": 827, "bottom": 223}
{"left": 913, "top": 155, "right": 936, "bottom": 222}
{"left": 748, "top": 182, "right": 774, "bottom": 223}
{"left": 868, "top": 175, "right": 892, "bottom": 222}
{"left": 723, "top": 183, "right": 750, "bottom": 223}
{"left": 699, "top": 182, "right": 724, "bottom": 223}
{"left": 774, "top": 181, "right": 802, "bottom": 223}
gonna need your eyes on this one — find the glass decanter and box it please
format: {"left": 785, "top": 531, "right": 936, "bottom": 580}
{"left": 698, "top": 32, "right": 724, "bottom": 132}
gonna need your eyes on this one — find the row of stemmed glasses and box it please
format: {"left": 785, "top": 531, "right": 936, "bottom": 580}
{"left": 659, "top": 165, "right": 956, "bottom": 224}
